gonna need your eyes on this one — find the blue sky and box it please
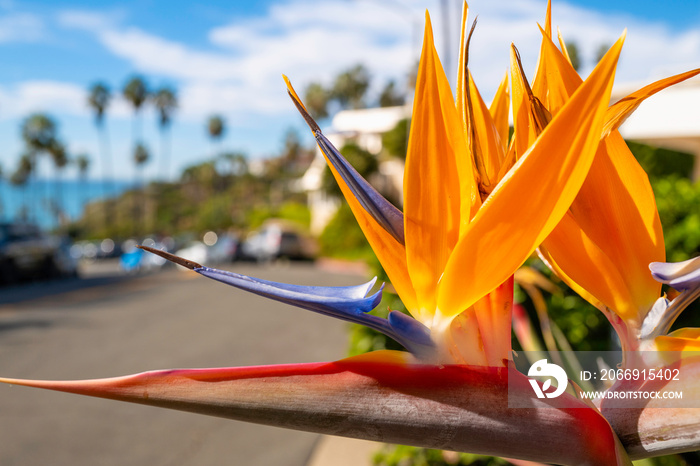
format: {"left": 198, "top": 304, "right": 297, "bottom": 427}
{"left": 0, "top": 0, "right": 699, "bottom": 182}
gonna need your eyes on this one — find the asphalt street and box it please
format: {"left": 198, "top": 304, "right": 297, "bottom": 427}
{"left": 0, "top": 261, "right": 359, "bottom": 466}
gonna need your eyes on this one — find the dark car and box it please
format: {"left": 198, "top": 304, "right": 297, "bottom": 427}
{"left": 0, "top": 222, "right": 77, "bottom": 284}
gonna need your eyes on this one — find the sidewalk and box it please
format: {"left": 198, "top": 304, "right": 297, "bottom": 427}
{"left": 306, "top": 435, "right": 382, "bottom": 466}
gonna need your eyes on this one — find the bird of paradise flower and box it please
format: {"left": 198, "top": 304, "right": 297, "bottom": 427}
{"left": 2, "top": 2, "right": 700, "bottom": 464}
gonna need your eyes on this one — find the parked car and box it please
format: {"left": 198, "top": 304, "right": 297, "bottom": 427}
{"left": 0, "top": 222, "right": 78, "bottom": 284}
{"left": 241, "top": 221, "right": 316, "bottom": 262}
{"left": 173, "top": 232, "right": 240, "bottom": 268}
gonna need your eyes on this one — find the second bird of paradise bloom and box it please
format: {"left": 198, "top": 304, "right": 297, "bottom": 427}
{"left": 511, "top": 6, "right": 700, "bottom": 447}
{"left": 2, "top": 2, "right": 700, "bottom": 464}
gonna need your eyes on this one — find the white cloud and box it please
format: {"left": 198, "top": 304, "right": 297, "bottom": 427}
{"left": 0, "top": 12, "right": 44, "bottom": 42}
{"left": 0, "top": 80, "right": 135, "bottom": 120}
{"left": 54, "top": 0, "right": 700, "bottom": 127}
{"left": 57, "top": 0, "right": 421, "bottom": 121}
{"left": 442, "top": 0, "right": 700, "bottom": 96}
{"left": 57, "top": 9, "right": 122, "bottom": 32}
{"left": 0, "top": 81, "right": 87, "bottom": 117}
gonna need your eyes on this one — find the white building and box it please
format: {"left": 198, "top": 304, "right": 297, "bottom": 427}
{"left": 614, "top": 75, "right": 700, "bottom": 180}
{"left": 299, "top": 105, "right": 410, "bottom": 235}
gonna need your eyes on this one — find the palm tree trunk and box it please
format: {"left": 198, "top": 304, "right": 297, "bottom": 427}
{"left": 99, "top": 123, "right": 114, "bottom": 232}
{"left": 159, "top": 126, "right": 170, "bottom": 181}
{"left": 55, "top": 170, "right": 63, "bottom": 228}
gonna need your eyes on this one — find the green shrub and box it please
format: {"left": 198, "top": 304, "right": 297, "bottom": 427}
{"left": 652, "top": 176, "right": 700, "bottom": 262}
{"left": 373, "top": 445, "right": 511, "bottom": 466}
{"left": 627, "top": 141, "right": 695, "bottom": 180}
{"left": 245, "top": 201, "right": 310, "bottom": 231}
{"left": 318, "top": 203, "right": 374, "bottom": 260}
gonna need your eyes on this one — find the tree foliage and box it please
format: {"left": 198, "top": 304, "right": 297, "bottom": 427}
{"left": 207, "top": 115, "right": 225, "bottom": 140}
{"left": 122, "top": 76, "right": 149, "bottom": 111}
{"left": 152, "top": 87, "right": 177, "bottom": 127}
{"left": 331, "top": 64, "right": 370, "bottom": 109}
{"left": 303, "top": 82, "right": 330, "bottom": 120}
{"left": 87, "top": 83, "right": 111, "bottom": 126}
{"left": 379, "top": 80, "right": 405, "bottom": 107}
{"left": 382, "top": 118, "right": 410, "bottom": 159}
{"left": 565, "top": 41, "right": 581, "bottom": 71}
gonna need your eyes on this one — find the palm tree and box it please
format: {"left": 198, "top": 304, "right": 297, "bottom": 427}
{"left": 123, "top": 76, "right": 149, "bottom": 194}
{"left": 10, "top": 153, "right": 34, "bottom": 221}
{"left": 75, "top": 154, "right": 90, "bottom": 222}
{"left": 21, "top": 113, "right": 59, "bottom": 222}
{"left": 207, "top": 115, "right": 225, "bottom": 159}
{"left": 0, "top": 163, "right": 4, "bottom": 220}
{"left": 48, "top": 140, "right": 70, "bottom": 226}
{"left": 87, "top": 82, "right": 112, "bottom": 207}
{"left": 122, "top": 76, "right": 149, "bottom": 145}
{"left": 151, "top": 86, "right": 177, "bottom": 181}
{"left": 22, "top": 114, "right": 56, "bottom": 152}
{"left": 133, "top": 143, "right": 149, "bottom": 182}
{"left": 133, "top": 143, "right": 150, "bottom": 233}
{"left": 76, "top": 154, "right": 90, "bottom": 177}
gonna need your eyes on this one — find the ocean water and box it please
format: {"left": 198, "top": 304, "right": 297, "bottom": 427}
{"left": 0, "top": 179, "right": 132, "bottom": 230}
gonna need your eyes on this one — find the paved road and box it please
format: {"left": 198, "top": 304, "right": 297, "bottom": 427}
{"left": 0, "top": 261, "right": 361, "bottom": 466}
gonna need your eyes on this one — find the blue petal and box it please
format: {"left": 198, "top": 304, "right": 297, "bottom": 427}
{"left": 196, "top": 266, "right": 382, "bottom": 316}
{"left": 138, "top": 245, "right": 435, "bottom": 358}
{"left": 195, "top": 266, "right": 435, "bottom": 358}
{"left": 314, "top": 132, "right": 405, "bottom": 245}
{"left": 287, "top": 89, "right": 405, "bottom": 245}
{"left": 388, "top": 310, "right": 434, "bottom": 347}
{"left": 643, "top": 257, "right": 700, "bottom": 338}
{"left": 650, "top": 257, "right": 700, "bottom": 291}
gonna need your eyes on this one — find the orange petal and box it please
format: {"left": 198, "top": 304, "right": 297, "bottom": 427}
{"left": 509, "top": 45, "right": 538, "bottom": 159}
{"left": 437, "top": 34, "right": 624, "bottom": 319}
{"left": 655, "top": 328, "right": 700, "bottom": 352}
{"left": 542, "top": 136, "right": 664, "bottom": 324}
{"left": 568, "top": 132, "right": 665, "bottom": 319}
{"left": 455, "top": 1, "right": 469, "bottom": 130}
{"left": 528, "top": 33, "right": 665, "bottom": 323}
{"left": 404, "top": 13, "right": 470, "bottom": 316}
{"left": 455, "top": 2, "right": 483, "bottom": 223}
{"left": 533, "top": 24, "right": 583, "bottom": 115}
{"left": 467, "top": 70, "right": 506, "bottom": 186}
{"left": 541, "top": 211, "right": 638, "bottom": 319}
{"left": 602, "top": 68, "right": 700, "bottom": 137}
{"left": 541, "top": 135, "right": 665, "bottom": 325}
{"left": 557, "top": 27, "right": 574, "bottom": 68}
{"left": 489, "top": 72, "right": 510, "bottom": 153}
{"left": 538, "top": 243, "right": 604, "bottom": 311}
